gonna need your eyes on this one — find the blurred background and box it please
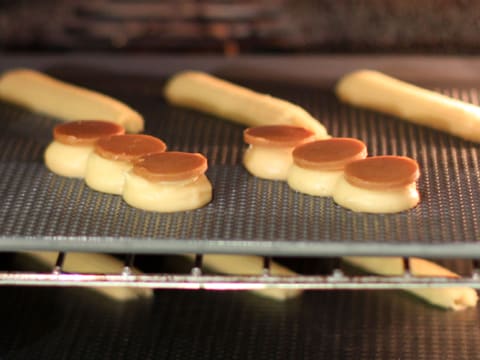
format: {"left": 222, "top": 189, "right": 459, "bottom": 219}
{"left": 1, "top": 0, "right": 480, "bottom": 55}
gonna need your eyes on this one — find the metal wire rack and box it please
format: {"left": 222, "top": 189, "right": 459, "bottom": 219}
{"left": 2, "top": 57, "right": 480, "bottom": 293}
{"left": 2, "top": 252, "right": 480, "bottom": 290}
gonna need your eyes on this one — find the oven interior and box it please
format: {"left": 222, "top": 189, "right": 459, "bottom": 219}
{"left": 2, "top": 1, "right": 480, "bottom": 359}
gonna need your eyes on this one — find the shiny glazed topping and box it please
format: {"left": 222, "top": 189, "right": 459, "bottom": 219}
{"left": 133, "top": 152, "right": 208, "bottom": 182}
{"left": 243, "top": 125, "right": 316, "bottom": 147}
{"left": 53, "top": 120, "right": 125, "bottom": 146}
{"left": 344, "top": 156, "right": 420, "bottom": 190}
{"left": 292, "top": 138, "right": 367, "bottom": 170}
{"left": 95, "top": 134, "right": 167, "bottom": 161}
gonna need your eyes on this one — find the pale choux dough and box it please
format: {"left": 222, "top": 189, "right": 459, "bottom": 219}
{"left": 242, "top": 125, "right": 316, "bottom": 180}
{"left": 44, "top": 120, "right": 125, "bottom": 178}
{"left": 85, "top": 134, "right": 167, "bottom": 195}
{"left": 243, "top": 146, "right": 294, "bottom": 181}
{"left": 44, "top": 141, "right": 94, "bottom": 178}
{"left": 0, "top": 68, "right": 144, "bottom": 133}
{"left": 333, "top": 156, "right": 420, "bottom": 213}
{"left": 164, "top": 71, "right": 329, "bottom": 138}
{"left": 19, "top": 252, "right": 153, "bottom": 301}
{"left": 336, "top": 69, "right": 480, "bottom": 142}
{"left": 333, "top": 178, "right": 420, "bottom": 213}
{"left": 122, "top": 152, "right": 212, "bottom": 212}
{"left": 123, "top": 173, "right": 212, "bottom": 212}
{"left": 84, "top": 151, "right": 132, "bottom": 195}
{"left": 183, "top": 254, "right": 302, "bottom": 301}
{"left": 287, "top": 138, "right": 367, "bottom": 196}
{"left": 343, "top": 257, "right": 478, "bottom": 311}
{"left": 287, "top": 166, "right": 344, "bottom": 197}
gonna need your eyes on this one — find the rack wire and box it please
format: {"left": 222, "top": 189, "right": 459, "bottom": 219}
{"left": 2, "top": 252, "right": 480, "bottom": 290}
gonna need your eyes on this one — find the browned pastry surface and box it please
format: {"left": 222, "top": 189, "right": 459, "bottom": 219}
{"left": 344, "top": 156, "right": 420, "bottom": 190}
{"left": 54, "top": 120, "right": 125, "bottom": 146}
{"left": 133, "top": 152, "right": 208, "bottom": 182}
{"left": 95, "top": 134, "right": 167, "bottom": 161}
{"left": 292, "top": 138, "right": 367, "bottom": 171}
{"left": 243, "top": 125, "right": 316, "bottom": 148}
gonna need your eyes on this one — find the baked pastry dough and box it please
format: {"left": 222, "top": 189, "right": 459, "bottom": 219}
{"left": 287, "top": 138, "right": 367, "bottom": 196}
{"left": 164, "top": 71, "right": 329, "bottom": 138}
{"left": 44, "top": 120, "right": 125, "bottom": 178}
{"left": 343, "top": 256, "right": 478, "bottom": 311}
{"left": 85, "top": 134, "right": 167, "bottom": 194}
{"left": 243, "top": 125, "right": 316, "bottom": 180}
{"left": 123, "top": 152, "right": 212, "bottom": 212}
{"left": 336, "top": 69, "right": 480, "bottom": 142}
{"left": 333, "top": 156, "right": 420, "bottom": 213}
{"left": 0, "top": 68, "right": 144, "bottom": 133}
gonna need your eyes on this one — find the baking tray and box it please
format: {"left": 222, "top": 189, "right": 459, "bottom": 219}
{"left": 1, "top": 55, "right": 480, "bottom": 257}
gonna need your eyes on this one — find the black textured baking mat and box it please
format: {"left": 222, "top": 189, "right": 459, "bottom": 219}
{"left": 0, "top": 281, "right": 478, "bottom": 359}
{"left": 0, "top": 254, "right": 476, "bottom": 360}
{"left": 1, "top": 68, "right": 480, "bottom": 256}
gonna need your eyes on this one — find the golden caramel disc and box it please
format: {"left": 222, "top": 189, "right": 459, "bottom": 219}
{"left": 293, "top": 138, "right": 367, "bottom": 170}
{"left": 95, "top": 134, "right": 167, "bottom": 162}
{"left": 133, "top": 152, "right": 208, "bottom": 182}
{"left": 53, "top": 120, "right": 125, "bottom": 146}
{"left": 344, "top": 156, "right": 420, "bottom": 190}
{"left": 243, "top": 125, "right": 316, "bottom": 147}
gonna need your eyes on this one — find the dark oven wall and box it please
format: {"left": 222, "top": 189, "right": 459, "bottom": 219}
{"left": 0, "top": 0, "right": 478, "bottom": 54}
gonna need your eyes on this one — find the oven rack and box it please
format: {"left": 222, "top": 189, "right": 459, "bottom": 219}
{"left": 2, "top": 252, "right": 480, "bottom": 290}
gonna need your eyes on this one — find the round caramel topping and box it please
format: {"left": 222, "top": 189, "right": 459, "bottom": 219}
{"left": 243, "top": 125, "right": 316, "bottom": 147}
{"left": 133, "top": 152, "right": 208, "bottom": 182}
{"left": 344, "top": 156, "right": 420, "bottom": 190}
{"left": 53, "top": 120, "right": 125, "bottom": 146}
{"left": 293, "top": 138, "right": 367, "bottom": 171}
{"left": 95, "top": 134, "right": 167, "bottom": 162}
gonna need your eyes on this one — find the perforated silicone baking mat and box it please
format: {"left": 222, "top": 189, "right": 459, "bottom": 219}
{"left": 0, "top": 255, "right": 479, "bottom": 360}
{"left": 1, "top": 60, "right": 480, "bottom": 256}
